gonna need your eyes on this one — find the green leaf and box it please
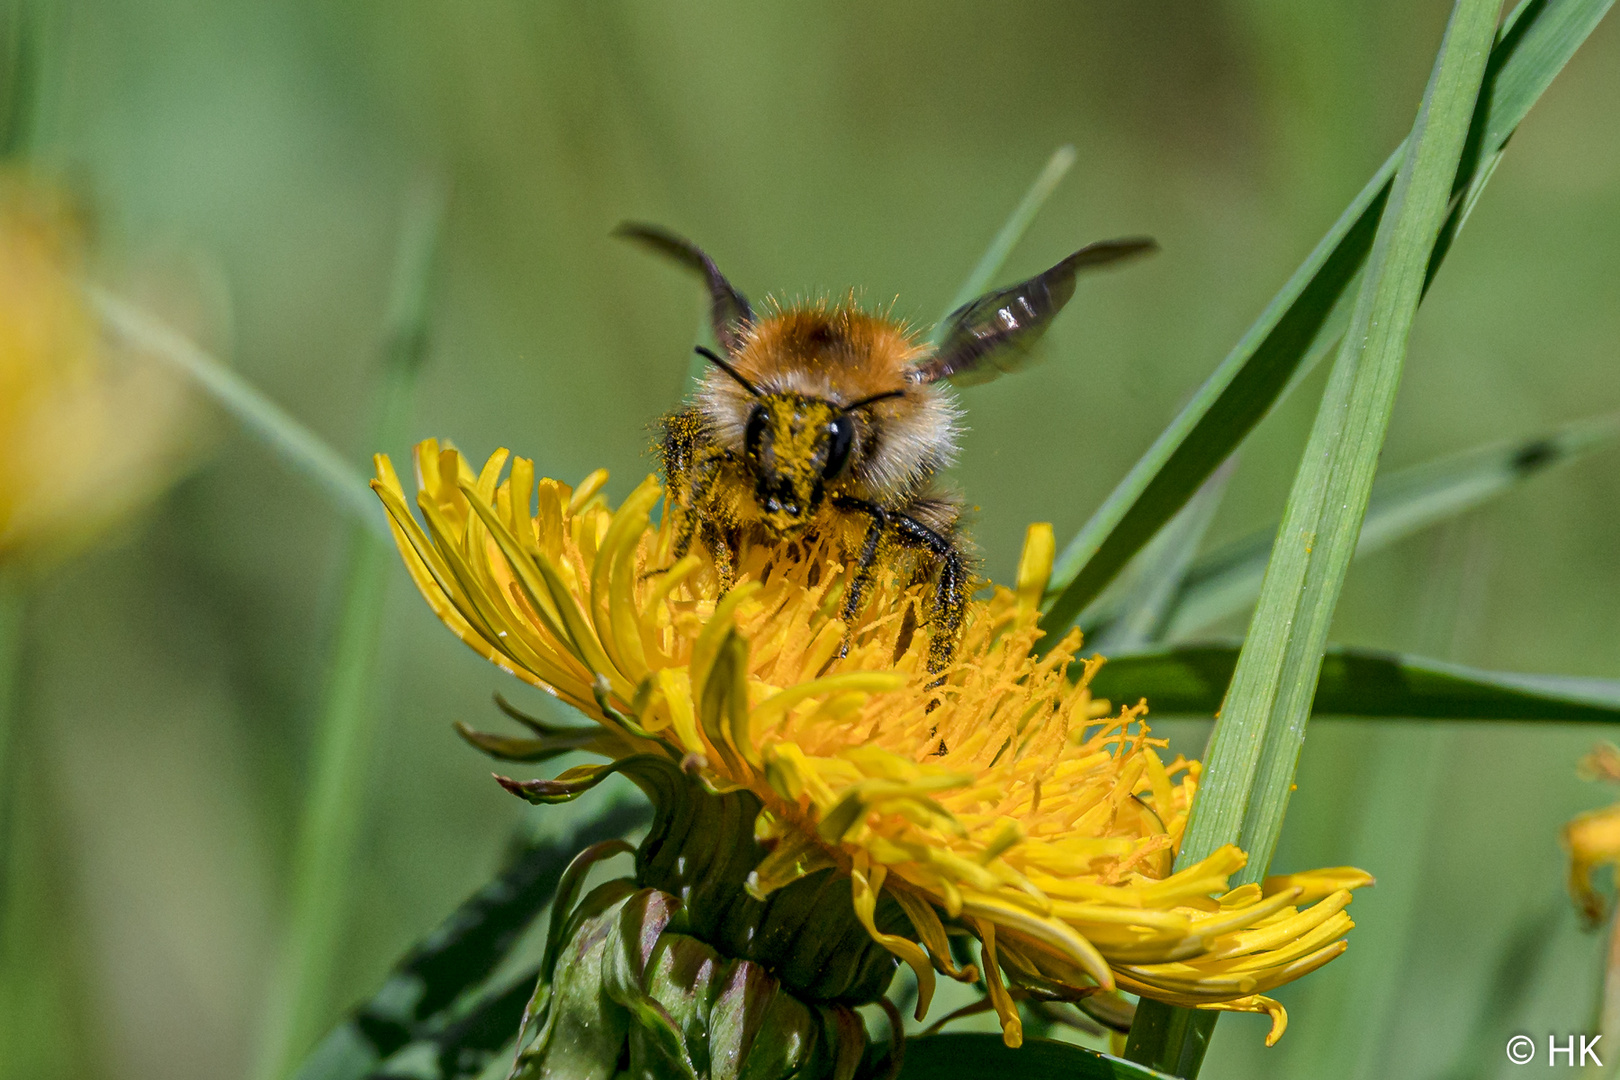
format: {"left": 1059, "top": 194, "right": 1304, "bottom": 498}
{"left": 1181, "top": 0, "right": 1499, "bottom": 882}
{"left": 1091, "top": 643, "right": 1620, "bottom": 722}
{"left": 292, "top": 800, "right": 650, "bottom": 1080}
{"left": 1162, "top": 411, "right": 1620, "bottom": 639}
{"left": 934, "top": 144, "right": 1077, "bottom": 336}
{"left": 899, "top": 1034, "right": 1176, "bottom": 1080}
{"left": 1041, "top": 0, "right": 1616, "bottom": 638}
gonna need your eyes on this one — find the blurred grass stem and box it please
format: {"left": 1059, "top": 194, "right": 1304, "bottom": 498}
{"left": 89, "top": 286, "right": 386, "bottom": 540}
{"left": 0, "top": 573, "right": 21, "bottom": 824}
{"left": 253, "top": 179, "right": 445, "bottom": 1080}
{"left": 0, "top": 571, "right": 23, "bottom": 916}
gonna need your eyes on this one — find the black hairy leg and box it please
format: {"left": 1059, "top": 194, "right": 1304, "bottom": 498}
{"left": 833, "top": 496, "right": 890, "bottom": 643}
{"left": 831, "top": 495, "right": 965, "bottom": 675}
{"left": 890, "top": 512, "right": 967, "bottom": 676}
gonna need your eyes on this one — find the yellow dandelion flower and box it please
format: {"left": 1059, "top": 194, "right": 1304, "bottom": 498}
{"left": 373, "top": 440, "right": 1370, "bottom": 1051}
{"left": 0, "top": 170, "right": 197, "bottom": 567}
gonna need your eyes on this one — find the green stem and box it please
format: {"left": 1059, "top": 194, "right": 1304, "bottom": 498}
{"left": 252, "top": 179, "right": 445, "bottom": 1080}
{"left": 1123, "top": 1000, "right": 1217, "bottom": 1078}
{"left": 87, "top": 286, "right": 386, "bottom": 540}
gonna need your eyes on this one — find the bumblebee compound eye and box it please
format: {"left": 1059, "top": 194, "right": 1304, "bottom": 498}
{"left": 744, "top": 404, "right": 767, "bottom": 461}
{"left": 823, "top": 414, "right": 854, "bottom": 478}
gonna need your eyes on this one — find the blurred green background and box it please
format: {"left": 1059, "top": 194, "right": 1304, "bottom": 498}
{"left": 4, "top": 2, "right": 1619, "bottom": 1078}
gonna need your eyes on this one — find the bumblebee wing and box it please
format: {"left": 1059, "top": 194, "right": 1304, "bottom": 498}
{"left": 912, "top": 237, "right": 1157, "bottom": 387}
{"left": 615, "top": 222, "right": 754, "bottom": 358}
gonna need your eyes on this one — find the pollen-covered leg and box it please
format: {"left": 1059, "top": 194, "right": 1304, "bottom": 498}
{"left": 657, "top": 409, "right": 736, "bottom": 584}
{"left": 926, "top": 546, "right": 967, "bottom": 674}
{"left": 703, "top": 519, "right": 735, "bottom": 593}
{"left": 831, "top": 496, "right": 889, "bottom": 657}
{"left": 891, "top": 514, "right": 967, "bottom": 675}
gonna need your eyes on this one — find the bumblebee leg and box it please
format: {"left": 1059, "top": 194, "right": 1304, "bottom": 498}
{"left": 668, "top": 503, "right": 700, "bottom": 561}
{"left": 703, "top": 519, "right": 736, "bottom": 593}
{"left": 889, "top": 514, "right": 967, "bottom": 675}
{"left": 657, "top": 424, "right": 725, "bottom": 572}
{"left": 831, "top": 496, "right": 889, "bottom": 653}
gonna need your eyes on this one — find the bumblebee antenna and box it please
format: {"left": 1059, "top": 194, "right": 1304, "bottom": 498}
{"left": 843, "top": 389, "right": 905, "bottom": 412}
{"left": 694, "top": 345, "right": 761, "bottom": 397}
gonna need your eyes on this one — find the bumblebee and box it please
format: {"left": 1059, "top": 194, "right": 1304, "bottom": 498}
{"left": 620, "top": 223, "right": 1154, "bottom": 673}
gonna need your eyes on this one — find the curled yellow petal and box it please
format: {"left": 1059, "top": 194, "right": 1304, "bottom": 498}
{"left": 851, "top": 857, "right": 937, "bottom": 1021}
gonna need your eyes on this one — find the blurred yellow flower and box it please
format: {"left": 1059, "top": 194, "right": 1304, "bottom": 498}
{"left": 1563, "top": 743, "right": 1620, "bottom": 927}
{"left": 373, "top": 439, "right": 1370, "bottom": 1047}
{"left": 0, "top": 171, "right": 196, "bottom": 568}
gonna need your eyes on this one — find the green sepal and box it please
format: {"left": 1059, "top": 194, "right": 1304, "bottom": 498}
{"left": 496, "top": 751, "right": 687, "bottom": 805}
{"left": 454, "top": 720, "right": 603, "bottom": 762}
{"left": 516, "top": 887, "right": 634, "bottom": 1080}
{"left": 607, "top": 889, "right": 702, "bottom": 1080}
{"left": 518, "top": 886, "right": 850, "bottom": 1080}
{"left": 720, "top": 970, "right": 826, "bottom": 1080}
{"left": 635, "top": 769, "right": 904, "bottom": 1007}
{"left": 493, "top": 691, "right": 605, "bottom": 737}
{"left": 817, "top": 1005, "right": 867, "bottom": 1080}
{"left": 543, "top": 840, "right": 636, "bottom": 980}
{"left": 643, "top": 932, "right": 729, "bottom": 1078}
{"left": 498, "top": 762, "right": 627, "bottom": 804}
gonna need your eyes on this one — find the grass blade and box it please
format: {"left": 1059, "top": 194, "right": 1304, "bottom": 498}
{"left": 1162, "top": 412, "right": 1620, "bottom": 638}
{"left": 1183, "top": 0, "right": 1499, "bottom": 888}
{"left": 1090, "top": 643, "right": 1620, "bottom": 722}
{"left": 1042, "top": 0, "right": 1615, "bottom": 638}
{"left": 88, "top": 288, "right": 385, "bottom": 538}
{"left": 255, "top": 179, "right": 446, "bottom": 1080}
{"left": 1124, "top": 2, "right": 1502, "bottom": 1073}
{"left": 0, "top": 572, "right": 28, "bottom": 1052}
{"left": 292, "top": 801, "right": 649, "bottom": 1080}
{"left": 933, "top": 144, "right": 1077, "bottom": 335}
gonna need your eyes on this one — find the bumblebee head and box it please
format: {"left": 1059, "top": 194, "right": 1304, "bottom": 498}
{"left": 692, "top": 345, "right": 904, "bottom": 535}
{"left": 743, "top": 393, "right": 852, "bottom": 534}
